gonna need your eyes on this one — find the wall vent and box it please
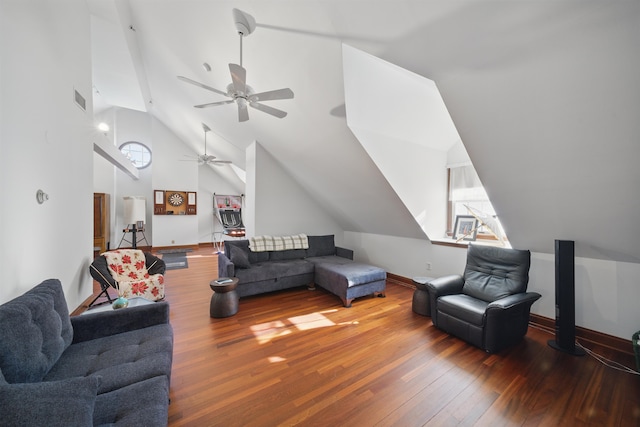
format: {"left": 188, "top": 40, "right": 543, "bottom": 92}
{"left": 74, "top": 89, "right": 86, "bottom": 111}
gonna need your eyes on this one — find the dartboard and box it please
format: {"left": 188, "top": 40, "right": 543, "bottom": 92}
{"left": 168, "top": 193, "right": 184, "bottom": 207}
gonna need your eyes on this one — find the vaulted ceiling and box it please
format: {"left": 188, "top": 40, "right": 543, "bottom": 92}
{"left": 89, "top": 0, "right": 640, "bottom": 263}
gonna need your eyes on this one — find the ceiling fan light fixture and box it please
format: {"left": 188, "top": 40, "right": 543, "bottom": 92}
{"left": 232, "top": 8, "right": 256, "bottom": 36}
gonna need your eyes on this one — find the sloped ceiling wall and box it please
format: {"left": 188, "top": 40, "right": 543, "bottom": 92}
{"left": 358, "top": 1, "right": 640, "bottom": 262}
{"left": 92, "top": 1, "right": 640, "bottom": 263}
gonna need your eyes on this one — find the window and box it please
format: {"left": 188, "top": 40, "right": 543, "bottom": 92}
{"left": 448, "top": 165, "right": 506, "bottom": 241}
{"left": 119, "top": 141, "right": 152, "bottom": 169}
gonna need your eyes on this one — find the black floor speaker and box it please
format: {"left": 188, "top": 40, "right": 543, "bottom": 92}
{"left": 548, "top": 239, "right": 585, "bottom": 356}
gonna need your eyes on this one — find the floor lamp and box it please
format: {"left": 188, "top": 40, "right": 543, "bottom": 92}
{"left": 121, "top": 196, "right": 147, "bottom": 249}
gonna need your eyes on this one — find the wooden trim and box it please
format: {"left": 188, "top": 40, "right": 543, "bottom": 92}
{"left": 389, "top": 272, "right": 634, "bottom": 356}
{"left": 152, "top": 244, "right": 200, "bottom": 252}
{"left": 529, "top": 313, "right": 633, "bottom": 356}
{"left": 386, "top": 273, "right": 415, "bottom": 289}
{"left": 70, "top": 298, "right": 92, "bottom": 316}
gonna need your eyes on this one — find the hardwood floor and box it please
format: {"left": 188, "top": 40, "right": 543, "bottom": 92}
{"left": 100, "top": 247, "right": 640, "bottom": 426}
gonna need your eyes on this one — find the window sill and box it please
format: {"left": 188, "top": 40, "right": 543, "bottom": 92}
{"left": 431, "top": 238, "right": 510, "bottom": 249}
{"left": 431, "top": 238, "right": 468, "bottom": 249}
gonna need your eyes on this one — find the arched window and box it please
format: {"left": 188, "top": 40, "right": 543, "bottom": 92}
{"left": 119, "top": 141, "right": 152, "bottom": 169}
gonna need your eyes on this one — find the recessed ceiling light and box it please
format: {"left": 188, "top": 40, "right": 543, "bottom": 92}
{"left": 97, "top": 122, "right": 109, "bottom": 132}
{"left": 202, "top": 62, "right": 211, "bottom": 72}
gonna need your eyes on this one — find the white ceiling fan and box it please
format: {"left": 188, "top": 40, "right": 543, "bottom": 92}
{"left": 182, "top": 123, "right": 232, "bottom": 166}
{"left": 178, "top": 9, "right": 294, "bottom": 122}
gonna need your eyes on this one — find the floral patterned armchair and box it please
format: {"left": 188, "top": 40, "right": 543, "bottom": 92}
{"left": 89, "top": 249, "right": 165, "bottom": 305}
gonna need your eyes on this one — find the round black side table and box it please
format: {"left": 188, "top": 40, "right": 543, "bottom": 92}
{"left": 209, "top": 277, "right": 240, "bottom": 318}
{"left": 412, "top": 276, "right": 433, "bottom": 316}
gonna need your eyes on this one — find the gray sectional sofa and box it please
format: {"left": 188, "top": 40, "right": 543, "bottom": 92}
{"left": 0, "top": 279, "right": 173, "bottom": 426}
{"left": 218, "top": 234, "right": 386, "bottom": 307}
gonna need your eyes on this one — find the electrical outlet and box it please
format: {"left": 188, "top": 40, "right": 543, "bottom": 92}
{"left": 426, "top": 262, "right": 432, "bottom": 271}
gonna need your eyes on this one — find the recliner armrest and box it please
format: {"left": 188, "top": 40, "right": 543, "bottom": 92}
{"left": 71, "top": 301, "right": 170, "bottom": 344}
{"left": 335, "top": 247, "right": 354, "bottom": 260}
{"left": 486, "top": 292, "right": 541, "bottom": 310}
{"left": 425, "top": 275, "right": 464, "bottom": 297}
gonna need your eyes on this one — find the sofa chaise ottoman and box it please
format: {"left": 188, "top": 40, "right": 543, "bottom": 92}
{"left": 308, "top": 260, "right": 386, "bottom": 308}
{"left": 219, "top": 234, "right": 386, "bottom": 307}
{"left": 0, "top": 279, "right": 173, "bottom": 426}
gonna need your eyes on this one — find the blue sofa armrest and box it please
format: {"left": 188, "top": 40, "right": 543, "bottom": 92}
{"left": 218, "top": 252, "right": 235, "bottom": 278}
{"left": 70, "top": 301, "right": 170, "bottom": 344}
{"left": 335, "top": 247, "right": 353, "bottom": 260}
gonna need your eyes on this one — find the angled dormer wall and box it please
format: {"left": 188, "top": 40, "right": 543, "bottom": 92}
{"left": 245, "top": 141, "right": 343, "bottom": 242}
{"left": 343, "top": 45, "right": 454, "bottom": 240}
{"left": 341, "top": 4, "right": 640, "bottom": 341}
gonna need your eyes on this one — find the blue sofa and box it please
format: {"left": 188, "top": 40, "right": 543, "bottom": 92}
{"left": 218, "top": 234, "right": 386, "bottom": 307}
{"left": 0, "top": 279, "right": 173, "bottom": 426}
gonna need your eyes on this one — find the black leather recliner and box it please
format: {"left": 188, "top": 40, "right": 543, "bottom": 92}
{"left": 426, "top": 244, "right": 541, "bottom": 353}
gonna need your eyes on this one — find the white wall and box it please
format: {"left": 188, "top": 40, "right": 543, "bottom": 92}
{"left": 113, "top": 108, "right": 153, "bottom": 247}
{"left": 529, "top": 253, "right": 640, "bottom": 342}
{"left": 343, "top": 231, "right": 640, "bottom": 341}
{"left": 246, "top": 142, "right": 344, "bottom": 243}
{"left": 94, "top": 108, "right": 240, "bottom": 249}
{"left": 151, "top": 115, "right": 199, "bottom": 247}
{"left": 344, "top": 232, "right": 465, "bottom": 280}
{"left": 0, "top": 0, "right": 94, "bottom": 308}
{"left": 352, "top": 128, "right": 448, "bottom": 239}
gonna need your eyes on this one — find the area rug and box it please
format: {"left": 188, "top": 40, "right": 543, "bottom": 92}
{"left": 161, "top": 252, "right": 189, "bottom": 270}
{"left": 157, "top": 248, "right": 193, "bottom": 254}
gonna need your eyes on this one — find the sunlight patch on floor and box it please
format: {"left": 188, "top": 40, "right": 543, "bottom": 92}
{"left": 250, "top": 320, "right": 291, "bottom": 344}
{"left": 288, "top": 312, "right": 336, "bottom": 331}
{"left": 250, "top": 309, "right": 344, "bottom": 344}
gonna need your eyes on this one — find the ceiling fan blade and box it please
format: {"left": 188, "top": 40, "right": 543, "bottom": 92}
{"left": 250, "top": 102, "right": 288, "bottom": 118}
{"left": 177, "top": 76, "right": 229, "bottom": 97}
{"left": 194, "top": 100, "right": 235, "bottom": 108}
{"left": 249, "top": 88, "right": 294, "bottom": 102}
{"left": 229, "top": 64, "right": 247, "bottom": 95}
{"left": 211, "top": 160, "right": 232, "bottom": 166}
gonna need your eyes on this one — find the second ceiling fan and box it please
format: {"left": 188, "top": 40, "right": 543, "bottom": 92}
{"left": 178, "top": 9, "right": 294, "bottom": 122}
{"left": 183, "top": 123, "right": 232, "bottom": 166}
